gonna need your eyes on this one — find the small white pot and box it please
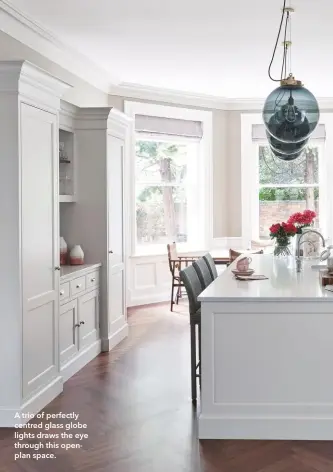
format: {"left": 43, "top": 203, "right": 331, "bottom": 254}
{"left": 69, "top": 245, "right": 84, "bottom": 265}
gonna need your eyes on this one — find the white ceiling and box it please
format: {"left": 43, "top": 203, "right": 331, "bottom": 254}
{"left": 6, "top": 0, "right": 333, "bottom": 98}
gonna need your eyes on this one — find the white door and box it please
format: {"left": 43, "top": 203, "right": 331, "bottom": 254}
{"left": 59, "top": 299, "right": 79, "bottom": 366}
{"left": 78, "top": 289, "right": 99, "bottom": 350}
{"left": 107, "top": 135, "right": 126, "bottom": 336}
{"left": 21, "top": 103, "right": 59, "bottom": 398}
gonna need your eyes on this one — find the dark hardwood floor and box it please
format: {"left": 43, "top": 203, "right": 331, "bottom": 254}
{"left": 1, "top": 301, "right": 333, "bottom": 471}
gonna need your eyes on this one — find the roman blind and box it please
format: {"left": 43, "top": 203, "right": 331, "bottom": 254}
{"left": 252, "top": 123, "right": 326, "bottom": 141}
{"left": 135, "top": 114, "right": 203, "bottom": 139}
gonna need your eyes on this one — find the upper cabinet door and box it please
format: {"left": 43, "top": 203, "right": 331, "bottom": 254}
{"left": 107, "top": 135, "right": 126, "bottom": 327}
{"left": 107, "top": 135, "right": 124, "bottom": 266}
{"left": 21, "top": 103, "right": 59, "bottom": 399}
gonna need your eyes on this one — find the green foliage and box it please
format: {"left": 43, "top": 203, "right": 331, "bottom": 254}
{"left": 259, "top": 144, "right": 319, "bottom": 185}
{"left": 259, "top": 187, "right": 319, "bottom": 201}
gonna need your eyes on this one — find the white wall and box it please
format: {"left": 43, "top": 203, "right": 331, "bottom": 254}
{"left": 0, "top": 31, "right": 109, "bottom": 107}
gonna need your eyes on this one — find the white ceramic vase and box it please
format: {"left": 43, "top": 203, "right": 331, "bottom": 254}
{"left": 69, "top": 245, "right": 84, "bottom": 265}
{"left": 60, "top": 236, "right": 68, "bottom": 265}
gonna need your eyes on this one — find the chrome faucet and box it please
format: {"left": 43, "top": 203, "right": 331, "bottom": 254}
{"left": 296, "top": 229, "right": 325, "bottom": 272}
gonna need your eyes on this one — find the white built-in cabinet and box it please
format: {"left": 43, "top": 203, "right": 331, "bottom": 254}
{"left": 59, "top": 265, "right": 100, "bottom": 381}
{"left": 0, "top": 61, "right": 70, "bottom": 427}
{"left": 60, "top": 108, "right": 130, "bottom": 351}
{"left": 0, "top": 61, "right": 130, "bottom": 428}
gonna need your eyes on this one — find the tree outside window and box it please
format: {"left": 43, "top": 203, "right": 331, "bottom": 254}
{"left": 258, "top": 145, "right": 320, "bottom": 239}
{"left": 136, "top": 139, "right": 195, "bottom": 246}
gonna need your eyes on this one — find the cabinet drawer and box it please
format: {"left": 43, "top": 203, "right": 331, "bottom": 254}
{"left": 59, "top": 282, "right": 70, "bottom": 302}
{"left": 86, "top": 270, "right": 99, "bottom": 290}
{"left": 70, "top": 276, "right": 86, "bottom": 296}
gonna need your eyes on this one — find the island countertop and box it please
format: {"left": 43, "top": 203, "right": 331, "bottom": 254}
{"left": 198, "top": 254, "right": 333, "bottom": 302}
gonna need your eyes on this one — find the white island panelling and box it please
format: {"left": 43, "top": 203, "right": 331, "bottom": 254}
{"left": 198, "top": 254, "right": 333, "bottom": 440}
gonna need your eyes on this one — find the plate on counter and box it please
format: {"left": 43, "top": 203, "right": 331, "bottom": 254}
{"left": 232, "top": 269, "right": 254, "bottom": 276}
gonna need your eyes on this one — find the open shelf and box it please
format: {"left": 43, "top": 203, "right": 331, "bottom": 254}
{"left": 59, "top": 195, "right": 75, "bottom": 203}
{"left": 59, "top": 129, "right": 75, "bottom": 201}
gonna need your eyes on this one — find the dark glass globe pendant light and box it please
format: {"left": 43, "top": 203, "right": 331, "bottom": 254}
{"left": 262, "top": 0, "right": 319, "bottom": 161}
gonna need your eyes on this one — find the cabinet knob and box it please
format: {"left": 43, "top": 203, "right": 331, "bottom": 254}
{"left": 90, "top": 278, "right": 95, "bottom": 282}
{"left": 80, "top": 321, "right": 85, "bottom": 325}
{"left": 74, "top": 323, "right": 80, "bottom": 328}
{"left": 109, "top": 250, "right": 113, "bottom": 254}
{"left": 76, "top": 284, "right": 81, "bottom": 288}
{"left": 55, "top": 266, "right": 61, "bottom": 271}
{"left": 60, "top": 290, "right": 65, "bottom": 296}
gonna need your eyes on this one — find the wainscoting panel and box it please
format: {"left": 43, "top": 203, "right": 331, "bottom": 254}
{"left": 128, "top": 255, "right": 171, "bottom": 306}
{"left": 127, "top": 238, "right": 247, "bottom": 307}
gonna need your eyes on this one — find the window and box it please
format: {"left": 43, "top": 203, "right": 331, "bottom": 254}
{"left": 136, "top": 136, "right": 199, "bottom": 247}
{"left": 242, "top": 114, "right": 332, "bottom": 246}
{"left": 257, "top": 143, "right": 323, "bottom": 239}
{"left": 125, "top": 101, "right": 212, "bottom": 256}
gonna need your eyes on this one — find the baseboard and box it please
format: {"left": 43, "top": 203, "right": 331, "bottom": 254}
{"left": 0, "top": 376, "right": 63, "bottom": 427}
{"left": 101, "top": 322, "right": 128, "bottom": 352}
{"left": 61, "top": 340, "right": 102, "bottom": 383}
{"left": 198, "top": 415, "right": 333, "bottom": 440}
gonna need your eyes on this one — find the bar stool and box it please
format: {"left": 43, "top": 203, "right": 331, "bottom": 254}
{"left": 203, "top": 252, "right": 218, "bottom": 280}
{"left": 179, "top": 265, "right": 202, "bottom": 404}
{"left": 193, "top": 257, "right": 213, "bottom": 290}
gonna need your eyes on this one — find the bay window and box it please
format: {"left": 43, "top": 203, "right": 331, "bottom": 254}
{"left": 125, "top": 102, "right": 213, "bottom": 255}
{"left": 257, "top": 142, "right": 323, "bottom": 239}
{"left": 241, "top": 114, "right": 329, "bottom": 244}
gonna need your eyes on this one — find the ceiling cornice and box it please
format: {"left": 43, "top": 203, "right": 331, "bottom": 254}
{"left": 110, "top": 83, "right": 333, "bottom": 112}
{"left": 0, "top": 0, "right": 113, "bottom": 93}
{"left": 109, "top": 82, "right": 229, "bottom": 110}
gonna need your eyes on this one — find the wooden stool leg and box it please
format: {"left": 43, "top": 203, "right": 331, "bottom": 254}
{"left": 170, "top": 279, "right": 175, "bottom": 312}
{"left": 176, "top": 285, "right": 181, "bottom": 304}
{"left": 190, "top": 322, "right": 197, "bottom": 404}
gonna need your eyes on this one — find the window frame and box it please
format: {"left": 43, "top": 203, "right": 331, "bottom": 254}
{"left": 135, "top": 133, "right": 201, "bottom": 253}
{"left": 124, "top": 101, "right": 213, "bottom": 256}
{"left": 241, "top": 113, "right": 333, "bottom": 246}
{"left": 253, "top": 140, "right": 325, "bottom": 241}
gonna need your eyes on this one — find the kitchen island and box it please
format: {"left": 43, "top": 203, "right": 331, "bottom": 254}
{"left": 198, "top": 254, "right": 333, "bottom": 440}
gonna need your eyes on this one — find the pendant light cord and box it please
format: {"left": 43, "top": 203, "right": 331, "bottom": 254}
{"left": 268, "top": 0, "right": 287, "bottom": 82}
{"left": 281, "top": 11, "right": 289, "bottom": 80}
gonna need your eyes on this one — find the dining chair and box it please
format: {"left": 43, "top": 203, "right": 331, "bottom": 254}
{"left": 167, "top": 242, "right": 196, "bottom": 311}
{"left": 179, "top": 265, "right": 202, "bottom": 404}
{"left": 193, "top": 257, "right": 214, "bottom": 291}
{"left": 203, "top": 252, "right": 218, "bottom": 280}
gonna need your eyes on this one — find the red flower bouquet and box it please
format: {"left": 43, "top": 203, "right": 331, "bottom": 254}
{"left": 287, "top": 210, "right": 316, "bottom": 234}
{"left": 269, "top": 221, "right": 297, "bottom": 256}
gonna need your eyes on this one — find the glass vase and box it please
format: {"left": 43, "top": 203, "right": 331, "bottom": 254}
{"left": 274, "top": 241, "right": 291, "bottom": 257}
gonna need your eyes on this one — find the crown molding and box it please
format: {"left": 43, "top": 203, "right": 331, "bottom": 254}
{"left": 109, "top": 82, "right": 228, "bottom": 110}
{"left": 0, "top": 0, "right": 113, "bottom": 94}
{"left": 111, "top": 83, "right": 333, "bottom": 112}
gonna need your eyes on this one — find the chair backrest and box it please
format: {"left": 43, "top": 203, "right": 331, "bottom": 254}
{"left": 180, "top": 265, "right": 202, "bottom": 315}
{"left": 167, "top": 242, "right": 178, "bottom": 273}
{"left": 229, "top": 248, "right": 263, "bottom": 263}
{"left": 203, "top": 252, "right": 218, "bottom": 280}
{"left": 193, "top": 257, "right": 214, "bottom": 290}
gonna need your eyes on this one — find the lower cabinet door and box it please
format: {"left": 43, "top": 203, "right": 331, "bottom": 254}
{"left": 59, "top": 299, "right": 79, "bottom": 366}
{"left": 78, "top": 289, "right": 99, "bottom": 350}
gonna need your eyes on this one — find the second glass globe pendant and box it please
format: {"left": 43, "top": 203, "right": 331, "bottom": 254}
{"left": 263, "top": 1, "right": 319, "bottom": 161}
